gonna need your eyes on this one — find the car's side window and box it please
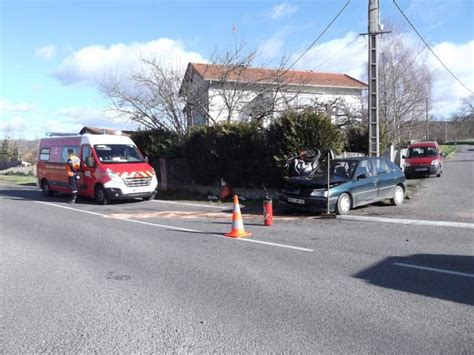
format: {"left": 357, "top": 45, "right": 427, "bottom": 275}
{"left": 355, "top": 160, "right": 373, "bottom": 177}
{"left": 385, "top": 158, "right": 400, "bottom": 172}
{"left": 373, "top": 158, "right": 390, "bottom": 176}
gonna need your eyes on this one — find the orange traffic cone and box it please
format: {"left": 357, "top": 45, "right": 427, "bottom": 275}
{"left": 225, "top": 195, "right": 252, "bottom": 238}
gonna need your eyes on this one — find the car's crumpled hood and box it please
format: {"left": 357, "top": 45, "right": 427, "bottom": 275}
{"left": 285, "top": 175, "right": 349, "bottom": 188}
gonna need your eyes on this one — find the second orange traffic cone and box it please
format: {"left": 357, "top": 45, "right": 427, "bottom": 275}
{"left": 225, "top": 195, "right": 251, "bottom": 238}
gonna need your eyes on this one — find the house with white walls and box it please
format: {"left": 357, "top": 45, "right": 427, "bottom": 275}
{"left": 179, "top": 62, "right": 367, "bottom": 126}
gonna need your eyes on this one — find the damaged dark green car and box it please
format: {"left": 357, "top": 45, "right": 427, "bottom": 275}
{"left": 277, "top": 155, "right": 406, "bottom": 215}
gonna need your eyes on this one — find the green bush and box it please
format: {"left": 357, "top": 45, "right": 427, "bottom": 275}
{"left": 181, "top": 126, "right": 220, "bottom": 185}
{"left": 181, "top": 123, "right": 270, "bottom": 186}
{"left": 266, "top": 110, "right": 345, "bottom": 184}
{"left": 131, "top": 129, "right": 179, "bottom": 158}
{"left": 141, "top": 110, "right": 349, "bottom": 188}
{"left": 267, "top": 110, "right": 344, "bottom": 160}
{"left": 345, "top": 126, "right": 368, "bottom": 153}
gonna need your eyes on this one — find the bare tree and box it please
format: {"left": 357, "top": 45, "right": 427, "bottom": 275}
{"left": 101, "top": 42, "right": 361, "bottom": 136}
{"left": 378, "top": 34, "right": 433, "bottom": 144}
{"left": 100, "top": 60, "right": 189, "bottom": 138}
{"left": 453, "top": 94, "right": 474, "bottom": 122}
{"left": 101, "top": 44, "right": 290, "bottom": 136}
{"left": 180, "top": 45, "right": 301, "bottom": 126}
{"left": 449, "top": 94, "right": 474, "bottom": 139}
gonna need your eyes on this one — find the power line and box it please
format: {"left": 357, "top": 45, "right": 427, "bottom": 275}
{"left": 286, "top": 0, "right": 352, "bottom": 72}
{"left": 392, "top": 0, "right": 473, "bottom": 95}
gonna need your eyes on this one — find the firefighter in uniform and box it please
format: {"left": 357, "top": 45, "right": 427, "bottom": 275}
{"left": 66, "top": 149, "right": 81, "bottom": 203}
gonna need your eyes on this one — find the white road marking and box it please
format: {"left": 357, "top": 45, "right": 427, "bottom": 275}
{"left": 393, "top": 262, "right": 474, "bottom": 278}
{"left": 229, "top": 237, "right": 314, "bottom": 252}
{"left": 35, "top": 201, "right": 313, "bottom": 252}
{"left": 152, "top": 199, "right": 231, "bottom": 210}
{"left": 115, "top": 217, "right": 202, "bottom": 233}
{"left": 35, "top": 201, "right": 106, "bottom": 217}
{"left": 339, "top": 215, "right": 474, "bottom": 230}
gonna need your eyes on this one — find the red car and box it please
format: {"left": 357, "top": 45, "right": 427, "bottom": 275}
{"left": 403, "top": 141, "right": 443, "bottom": 178}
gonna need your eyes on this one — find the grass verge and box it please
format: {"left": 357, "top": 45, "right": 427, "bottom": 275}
{"left": 0, "top": 174, "right": 37, "bottom": 186}
{"left": 439, "top": 145, "right": 458, "bottom": 159}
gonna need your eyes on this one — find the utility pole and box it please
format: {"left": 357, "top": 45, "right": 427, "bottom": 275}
{"left": 368, "top": 0, "right": 380, "bottom": 156}
{"left": 445, "top": 121, "right": 448, "bottom": 143}
{"left": 425, "top": 97, "right": 429, "bottom": 140}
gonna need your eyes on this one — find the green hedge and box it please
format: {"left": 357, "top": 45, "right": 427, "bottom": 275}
{"left": 131, "top": 128, "right": 179, "bottom": 158}
{"left": 134, "top": 110, "right": 346, "bottom": 188}
{"left": 181, "top": 123, "right": 274, "bottom": 186}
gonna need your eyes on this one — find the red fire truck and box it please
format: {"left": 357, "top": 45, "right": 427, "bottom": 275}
{"left": 37, "top": 133, "right": 158, "bottom": 204}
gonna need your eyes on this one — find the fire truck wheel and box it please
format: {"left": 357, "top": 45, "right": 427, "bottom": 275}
{"left": 41, "top": 179, "right": 54, "bottom": 197}
{"left": 95, "top": 185, "right": 108, "bottom": 205}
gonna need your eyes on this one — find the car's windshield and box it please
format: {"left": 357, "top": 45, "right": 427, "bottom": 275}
{"left": 407, "top": 146, "right": 437, "bottom": 158}
{"left": 313, "top": 159, "right": 358, "bottom": 179}
{"left": 94, "top": 144, "right": 145, "bottom": 163}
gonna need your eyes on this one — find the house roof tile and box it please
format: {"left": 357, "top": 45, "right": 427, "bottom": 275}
{"left": 189, "top": 63, "right": 367, "bottom": 89}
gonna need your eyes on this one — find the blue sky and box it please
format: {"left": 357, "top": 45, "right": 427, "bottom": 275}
{"left": 1, "top": 0, "right": 473, "bottom": 139}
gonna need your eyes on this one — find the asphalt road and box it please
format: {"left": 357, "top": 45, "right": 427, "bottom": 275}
{"left": 1, "top": 147, "right": 473, "bottom": 353}
{"left": 343, "top": 144, "right": 474, "bottom": 223}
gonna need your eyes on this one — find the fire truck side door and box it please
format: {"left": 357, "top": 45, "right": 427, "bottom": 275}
{"left": 80, "top": 144, "right": 96, "bottom": 196}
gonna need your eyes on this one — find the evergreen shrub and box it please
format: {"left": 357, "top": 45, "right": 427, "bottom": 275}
{"left": 137, "top": 110, "right": 348, "bottom": 188}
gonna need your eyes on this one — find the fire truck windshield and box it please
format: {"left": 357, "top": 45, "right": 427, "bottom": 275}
{"left": 94, "top": 144, "right": 145, "bottom": 163}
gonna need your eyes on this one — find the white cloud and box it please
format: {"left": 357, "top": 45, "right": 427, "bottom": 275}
{"left": 0, "top": 106, "right": 140, "bottom": 139}
{"left": 54, "top": 38, "right": 207, "bottom": 86}
{"left": 258, "top": 36, "right": 284, "bottom": 62}
{"left": 0, "top": 116, "right": 27, "bottom": 137}
{"left": 35, "top": 44, "right": 56, "bottom": 59}
{"left": 268, "top": 3, "right": 298, "bottom": 20}
{"left": 293, "top": 32, "right": 367, "bottom": 79}
{"left": 291, "top": 32, "right": 473, "bottom": 118}
{"left": 54, "top": 106, "right": 139, "bottom": 133}
{"left": 427, "top": 40, "right": 474, "bottom": 118}
{"left": 0, "top": 99, "right": 35, "bottom": 114}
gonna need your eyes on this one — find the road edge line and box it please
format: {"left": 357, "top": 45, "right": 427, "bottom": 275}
{"left": 35, "top": 201, "right": 313, "bottom": 252}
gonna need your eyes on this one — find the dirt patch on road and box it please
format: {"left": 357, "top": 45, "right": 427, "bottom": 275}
{"left": 108, "top": 210, "right": 316, "bottom": 222}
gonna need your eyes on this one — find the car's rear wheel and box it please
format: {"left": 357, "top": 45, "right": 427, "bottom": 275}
{"left": 390, "top": 185, "right": 404, "bottom": 206}
{"left": 95, "top": 185, "right": 108, "bottom": 205}
{"left": 335, "top": 193, "right": 351, "bottom": 215}
{"left": 42, "top": 179, "right": 54, "bottom": 197}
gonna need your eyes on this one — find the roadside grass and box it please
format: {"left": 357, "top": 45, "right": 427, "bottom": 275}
{"left": 444, "top": 139, "right": 474, "bottom": 145}
{"left": 439, "top": 145, "right": 458, "bottom": 159}
{"left": 0, "top": 174, "right": 37, "bottom": 186}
